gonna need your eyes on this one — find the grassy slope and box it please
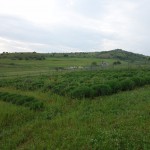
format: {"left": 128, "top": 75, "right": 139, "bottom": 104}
{"left": 0, "top": 86, "right": 150, "bottom": 150}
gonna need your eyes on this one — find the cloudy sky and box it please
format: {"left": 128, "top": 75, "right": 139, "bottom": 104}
{"left": 0, "top": 0, "right": 150, "bottom": 55}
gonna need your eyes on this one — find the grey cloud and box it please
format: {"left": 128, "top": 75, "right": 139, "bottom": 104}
{"left": 0, "top": 15, "right": 54, "bottom": 44}
{"left": 70, "top": 0, "right": 108, "bottom": 19}
{"left": 0, "top": 15, "right": 112, "bottom": 51}
{"left": 0, "top": 0, "right": 150, "bottom": 55}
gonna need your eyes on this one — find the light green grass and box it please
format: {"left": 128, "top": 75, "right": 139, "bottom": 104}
{"left": 0, "top": 57, "right": 125, "bottom": 78}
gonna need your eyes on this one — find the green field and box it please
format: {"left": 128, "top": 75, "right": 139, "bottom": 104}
{"left": 0, "top": 54, "right": 150, "bottom": 149}
{"left": 0, "top": 57, "right": 116, "bottom": 78}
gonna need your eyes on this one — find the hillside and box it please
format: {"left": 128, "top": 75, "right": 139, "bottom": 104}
{"left": 95, "top": 49, "right": 148, "bottom": 61}
{"left": 0, "top": 49, "right": 149, "bottom": 62}
{"left": 47, "top": 49, "right": 149, "bottom": 62}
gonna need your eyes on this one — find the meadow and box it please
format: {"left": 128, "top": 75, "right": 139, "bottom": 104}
{"left": 0, "top": 54, "right": 150, "bottom": 149}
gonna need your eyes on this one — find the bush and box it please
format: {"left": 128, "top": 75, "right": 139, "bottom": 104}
{"left": 70, "top": 86, "right": 94, "bottom": 99}
{"left": 144, "top": 76, "right": 150, "bottom": 84}
{"left": 113, "top": 61, "right": 121, "bottom": 65}
{"left": 52, "top": 84, "right": 66, "bottom": 95}
{"left": 108, "top": 81, "right": 121, "bottom": 93}
{"left": 29, "top": 102, "right": 44, "bottom": 111}
{"left": 131, "top": 77, "right": 145, "bottom": 87}
{"left": 92, "top": 84, "right": 112, "bottom": 96}
{"left": 120, "top": 79, "right": 135, "bottom": 91}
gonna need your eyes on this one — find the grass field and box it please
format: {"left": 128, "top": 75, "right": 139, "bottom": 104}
{"left": 0, "top": 56, "right": 150, "bottom": 149}
{"left": 0, "top": 57, "right": 128, "bottom": 78}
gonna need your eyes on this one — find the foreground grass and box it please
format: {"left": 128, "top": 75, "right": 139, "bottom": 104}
{"left": 0, "top": 86, "right": 150, "bottom": 149}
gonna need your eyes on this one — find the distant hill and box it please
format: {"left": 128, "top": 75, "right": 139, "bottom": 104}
{"left": 95, "top": 49, "right": 148, "bottom": 61}
{"left": 47, "top": 49, "right": 149, "bottom": 62}
{"left": 0, "top": 49, "right": 149, "bottom": 62}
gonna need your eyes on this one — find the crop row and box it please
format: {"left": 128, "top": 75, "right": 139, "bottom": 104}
{"left": 0, "top": 69, "right": 150, "bottom": 99}
{"left": 0, "top": 92, "right": 44, "bottom": 110}
{"left": 49, "top": 70, "right": 150, "bottom": 99}
{"left": 69, "top": 76, "right": 150, "bottom": 98}
{"left": 0, "top": 76, "right": 45, "bottom": 91}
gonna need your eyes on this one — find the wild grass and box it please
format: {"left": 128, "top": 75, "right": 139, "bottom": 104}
{"left": 0, "top": 57, "right": 150, "bottom": 149}
{"left": 0, "top": 86, "right": 150, "bottom": 149}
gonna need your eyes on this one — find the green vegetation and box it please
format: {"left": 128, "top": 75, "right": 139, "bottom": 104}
{"left": 97, "top": 49, "right": 148, "bottom": 61}
{"left": 48, "top": 69, "right": 150, "bottom": 98}
{"left": 0, "top": 51, "right": 150, "bottom": 149}
{"left": 0, "top": 52, "right": 45, "bottom": 60}
{"left": 0, "top": 92, "right": 44, "bottom": 111}
{"left": 113, "top": 60, "right": 121, "bottom": 65}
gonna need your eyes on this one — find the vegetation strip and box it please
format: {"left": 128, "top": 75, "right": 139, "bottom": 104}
{"left": 50, "top": 69, "right": 150, "bottom": 98}
{"left": 0, "top": 69, "right": 150, "bottom": 99}
{"left": 0, "top": 92, "right": 44, "bottom": 111}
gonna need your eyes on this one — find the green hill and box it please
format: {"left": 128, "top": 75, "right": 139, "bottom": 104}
{"left": 1, "top": 49, "right": 149, "bottom": 62}
{"left": 47, "top": 49, "right": 149, "bottom": 62}
{"left": 95, "top": 49, "right": 148, "bottom": 61}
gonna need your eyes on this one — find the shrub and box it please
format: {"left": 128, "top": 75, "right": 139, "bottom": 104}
{"left": 144, "top": 76, "right": 150, "bottom": 84}
{"left": 70, "top": 86, "right": 94, "bottom": 99}
{"left": 120, "top": 79, "right": 135, "bottom": 91}
{"left": 29, "top": 102, "right": 44, "bottom": 111}
{"left": 113, "top": 61, "right": 121, "bottom": 65}
{"left": 92, "top": 84, "right": 112, "bottom": 96}
{"left": 131, "top": 77, "right": 145, "bottom": 87}
{"left": 108, "top": 81, "right": 121, "bottom": 93}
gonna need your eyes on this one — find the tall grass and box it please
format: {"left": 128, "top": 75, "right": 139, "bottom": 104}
{"left": 0, "top": 86, "right": 150, "bottom": 149}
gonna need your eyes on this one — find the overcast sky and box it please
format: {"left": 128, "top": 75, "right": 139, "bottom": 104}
{"left": 0, "top": 0, "right": 150, "bottom": 55}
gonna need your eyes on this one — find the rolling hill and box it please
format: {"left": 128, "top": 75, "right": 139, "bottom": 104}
{"left": 0, "top": 49, "right": 149, "bottom": 62}
{"left": 95, "top": 49, "right": 148, "bottom": 61}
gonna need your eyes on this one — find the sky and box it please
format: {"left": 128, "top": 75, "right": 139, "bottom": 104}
{"left": 0, "top": 0, "right": 150, "bottom": 55}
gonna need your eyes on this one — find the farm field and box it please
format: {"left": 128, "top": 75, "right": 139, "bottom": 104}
{"left": 0, "top": 54, "right": 150, "bottom": 149}
{"left": 1, "top": 56, "right": 146, "bottom": 78}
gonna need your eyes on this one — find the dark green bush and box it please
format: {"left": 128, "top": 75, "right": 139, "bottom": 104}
{"left": 144, "top": 76, "right": 150, "bottom": 84}
{"left": 70, "top": 86, "right": 94, "bottom": 99}
{"left": 120, "top": 79, "right": 135, "bottom": 91}
{"left": 131, "top": 77, "right": 145, "bottom": 87}
{"left": 92, "top": 84, "right": 112, "bottom": 96}
{"left": 63, "top": 86, "right": 76, "bottom": 95}
{"left": 29, "top": 102, "right": 44, "bottom": 111}
{"left": 108, "top": 81, "right": 121, "bottom": 93}
{"left": 2, "top": 94, "right": 11, "bottom": 102}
